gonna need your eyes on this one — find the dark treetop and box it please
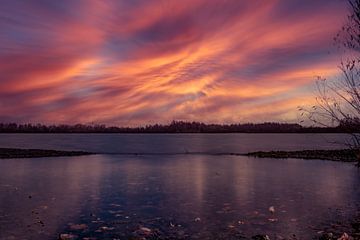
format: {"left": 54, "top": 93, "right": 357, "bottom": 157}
{"left": 0, "top": 120, "right": 359, "bottom": 133}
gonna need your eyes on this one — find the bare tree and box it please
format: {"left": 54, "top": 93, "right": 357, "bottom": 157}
{"left": 299, "top": 0, "right": 360, "bottom": 166}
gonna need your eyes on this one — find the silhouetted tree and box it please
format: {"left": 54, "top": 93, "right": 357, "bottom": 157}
{"left": 300, "top": 0, "right": 360, "bottom": 165}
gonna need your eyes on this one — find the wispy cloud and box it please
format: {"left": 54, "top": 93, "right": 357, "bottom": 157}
{"left": 0, "top": 0, "right": 347, "bottom": 125}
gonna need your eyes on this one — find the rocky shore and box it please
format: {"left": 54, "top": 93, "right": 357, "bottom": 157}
{"left": 0, "top": 148, "right": 93, "bottom": 159}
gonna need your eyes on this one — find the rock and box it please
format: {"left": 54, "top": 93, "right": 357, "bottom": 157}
{"left": 134, "top": 227, "right": 152, "bottom": 237}
{"left": 69, "top": 223, "right": 87, "bottom": 230}
{"left": 338, "top": 233, "right": 352, "bottom": 240}
{"left": 58, "top": 233, "right": 77, "bottom": 240}
{"left": 95, "top": 226, "right": 114, "bottom": 232}
{"left": 139, "top": 227, "right": 151, "bottom": 233}
{"left": 252, "top": 235, "right": 270, "bottom": 240}
{"left": 269, "top": 206, "right": 275, "bottom": 214}
{"left": 37, "top": 220, "right": 45, "bottom": 227}
{"left": 319, "top": 233, "right": 335, "bottom": 240}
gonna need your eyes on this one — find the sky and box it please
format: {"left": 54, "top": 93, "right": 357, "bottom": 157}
{"left": 0, "top": 0, "right": 349, "bottom": 126}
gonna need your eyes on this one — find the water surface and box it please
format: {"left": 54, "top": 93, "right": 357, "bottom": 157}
{"left": 0, "top": 154, "right": 359, "bottom": 239}
{"left": 0, "top": 133, "right": 351, "bottom": 154}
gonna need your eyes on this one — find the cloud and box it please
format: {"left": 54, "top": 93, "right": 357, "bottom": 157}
{"left": 0, "top": 0, "right": 347, "bottom": 125}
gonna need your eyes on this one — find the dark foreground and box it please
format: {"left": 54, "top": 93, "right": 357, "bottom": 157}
{"left": 0, "top": 148, "right": 93, "bottom": 158}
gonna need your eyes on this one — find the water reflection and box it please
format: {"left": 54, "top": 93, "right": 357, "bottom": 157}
{"left": 0, "top": 156, "right": 106, "bottom": 239}
{"left": 0, "top": 155, "right": 359, "bottom": 239}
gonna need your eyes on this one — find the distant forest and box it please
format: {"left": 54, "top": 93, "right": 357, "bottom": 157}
{"left": 0, "top": 120, "right": 359, "bottom": 133}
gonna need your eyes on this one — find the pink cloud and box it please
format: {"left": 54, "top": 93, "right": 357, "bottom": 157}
{"left": 0, "top": 0, "right": 348, "bottom": 125}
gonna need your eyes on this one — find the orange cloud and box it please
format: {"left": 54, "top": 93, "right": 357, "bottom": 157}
{"left": 0, "top": 0, "right": 348, "bottom": 125}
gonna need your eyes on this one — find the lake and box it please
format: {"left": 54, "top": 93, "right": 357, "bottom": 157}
{"left": 0, "top": 133, "right": 352, "bottom": 154}
{"left": 0, "top": 134, "right": 359, "bottom": 240}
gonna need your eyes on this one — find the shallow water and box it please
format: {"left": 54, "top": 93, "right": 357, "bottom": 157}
{"left": 0, "top": 154, "right": 359, "bottom": 239}
{"left": 0, "top": 133, "right": 352, "bottom": 154}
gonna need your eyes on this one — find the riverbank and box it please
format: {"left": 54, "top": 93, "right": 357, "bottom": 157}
{"left": 0, "top": 148, "right": 93, "bottom": 158}
{"left": 245, "top": 149, "right": 359, "bottom": 163}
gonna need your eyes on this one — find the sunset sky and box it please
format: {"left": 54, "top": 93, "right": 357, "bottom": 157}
{"left": 0, "top": 0, "right": 348, "bottom": 126}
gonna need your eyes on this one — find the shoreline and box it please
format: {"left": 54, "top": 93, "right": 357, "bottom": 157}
{"left": 245, "top": 149, "right": 359, "bottom": 163}
{"left": 0, "top": 148, "right": 93, "bottom": 159}
{"left": 0, "top": 148, "right": 359, "bottom": 164}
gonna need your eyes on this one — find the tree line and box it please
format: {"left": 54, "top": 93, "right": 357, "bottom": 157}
{"left": 0, "top": 120, "right": 358, "bottom": 133}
